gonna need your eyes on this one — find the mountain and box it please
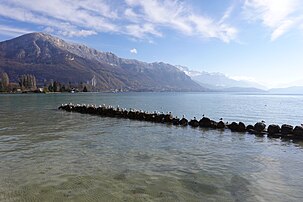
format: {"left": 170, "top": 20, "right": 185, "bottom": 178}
{"left": 176, "top": 65, "right": 266, "bottom": 91}
{"left": 269, "top": 86, "right": 303, "bottom": 94}
{"left": 0, "top": 33, "right": 204, "bottom": 91}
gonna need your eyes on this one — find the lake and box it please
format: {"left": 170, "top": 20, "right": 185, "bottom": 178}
{"left": 1, "top": 92, "right": 303, "bottom": 201}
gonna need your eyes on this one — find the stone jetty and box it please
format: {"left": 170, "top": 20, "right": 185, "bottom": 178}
{"left": 59, "top": 103, "right": 303, "bottom": 141}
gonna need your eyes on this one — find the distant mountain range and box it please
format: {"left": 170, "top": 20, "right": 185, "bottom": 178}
{"left": 0, "top": 33, "right": 203, "bottom": 92}
{"left": 176, "top": 65, "right": 266, "bottom": 92}
{"left": 176, "top": 66, "right": 303, "bottom": 94}
{"left": 268, "top": 86, "right": 303, "bottom": 94}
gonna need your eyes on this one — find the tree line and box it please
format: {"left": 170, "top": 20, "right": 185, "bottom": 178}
{"left": 0, "top": 72, "right": 90, "bottom": 93}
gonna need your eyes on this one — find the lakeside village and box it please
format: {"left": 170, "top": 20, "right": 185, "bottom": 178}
{"left": 0, "top": 72, "right": 98, "bottom": 93}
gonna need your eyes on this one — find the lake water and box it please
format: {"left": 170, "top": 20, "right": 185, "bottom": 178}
{"left": 1, "top": 92, "right": 303, "bottom": 201}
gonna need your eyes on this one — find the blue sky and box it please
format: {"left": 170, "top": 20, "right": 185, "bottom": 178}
{"left": 0, "top": 0, "right": 303, "bottom": 88}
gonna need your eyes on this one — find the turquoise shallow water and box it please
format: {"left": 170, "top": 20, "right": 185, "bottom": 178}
{"left": 0, "top": 92, "right": 303, "bottom": 201}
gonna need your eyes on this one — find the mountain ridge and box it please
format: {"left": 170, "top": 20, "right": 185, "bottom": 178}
{"left": 176, "top": 65, "right": 267, "bottom": 91}
{"left": 0, "top": 32, "right": 204, "bottom": 92}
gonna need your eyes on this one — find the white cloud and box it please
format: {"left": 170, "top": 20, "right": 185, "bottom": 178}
{"left": 219, "top": 4, "right": 235, "bottom": 24}
{"left": 270, "top": 20, "right": 295, "bottom": 41}
{"left": 126, "top": 23, "right": 162, "bottom": 38}
{"left": 0, "top": 25, "right": 35, "bottom": 37}
{"left": 243, "top": 0, "right": 303, "bottom": 41}
{"left": 124, "top": 8, "right": 139, "bottom": 20}
{"left": 0, "top": 0, "right": 237, "bottom": 42}
{"left": 0, "top": 0, "right": 117, "bottom": 37}
{"left": 130, "top": 48, "right": 137, "bottom": 54}
{"left": 124, "top": 0, "right": 237, "bottom": 42}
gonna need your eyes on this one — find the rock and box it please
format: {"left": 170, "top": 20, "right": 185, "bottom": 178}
{"left": 293, "top": 126, "right": 303, "bottom": 139}
{"left": 255, "top": 132, "right": 266, "bottom": 136}
{"left": 189, "top": 119, "right": 199, "bottom": 127}
{"left": 217, "top": 121, "right": 225, "bottom": 129}
{"left": 61, "top": 103, "right": 303, "bottom": 143}
{"left": 199, "top": 117, "right": 212, "bottom": 128}
{"left": 163, "top": 114, "right": 173, "bottom": 123}
{"left": 154, "top": 114, "right": 164, "bottom": 123}
{"left": 238, "top": 122, "right": 246, "bottom": 132}
{"left": 247, "top": 129, "right": 256, "bottom": 134}
{"left": 228, "top": 122, "right": 245, "bottom": 132}
{"left": 281, "top": 124, "right": 293, "bottom": 135}
{"left": 267, "top": 124, "right": 281, "bottom": 138}
{"left": 228, "top": 122, "right": 239, "bottom": 132}
{"left": 267, "top": 124, "right": 280, "bottom": 134}
{"left": 172, "top": 117, "right": 180, "bottom": 125}
{"left": 209, "top": 120, "right": 217, "bottom": 129}
{"left": 246, "top": 125, "right": 254, "bottom": 131}
{"left": 268, "top": 133, "right": 282, "bottom": 138}
{"left": 179, "top": 118, "right": 188, "bottom": 126}
{"left": 254, "top": 122, "right": 266, "bottom": 133}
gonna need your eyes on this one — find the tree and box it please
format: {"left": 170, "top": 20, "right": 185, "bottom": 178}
{"left": 1, "top": 72, "right": 9, "bottom": 87}
{"left": 19, "top": 74, "right": 37, "bottom": 91}
{"left": 0, "top": 72, "right": 9, "bottom": 92}
{"left": 48, "top": 83, "right": 54, "bottom": 92}
{"left": 60, "top": 84, "right": 66, "bottom": 92}
{"left": 53, "top": 81, "right": 58, "bottom": 92}
{"left": 83, "top": 86, "right": 88, "bottom": 92}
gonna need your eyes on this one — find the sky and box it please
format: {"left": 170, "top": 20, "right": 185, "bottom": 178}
{"left": 0, "top": 0, "right": 303, "bottom": 88}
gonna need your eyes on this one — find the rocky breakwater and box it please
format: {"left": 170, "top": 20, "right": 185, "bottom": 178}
{"left": 59, "top": 103, "right": 303, "bottom": 141}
